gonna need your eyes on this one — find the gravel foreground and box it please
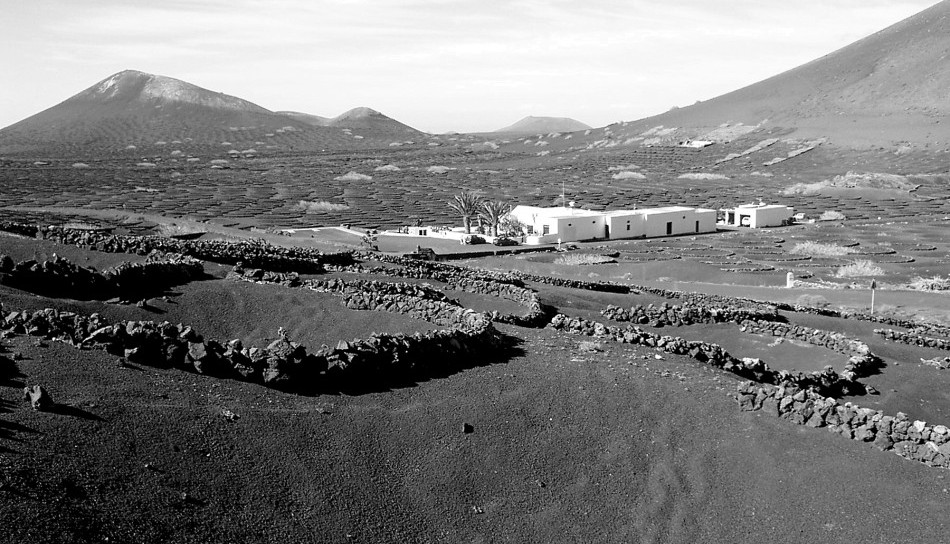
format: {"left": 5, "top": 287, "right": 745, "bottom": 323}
{"left": 3, "top": 320, "right": 950, "bottom": 543}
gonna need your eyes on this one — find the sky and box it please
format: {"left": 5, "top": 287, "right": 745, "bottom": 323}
{"left": 0, "top": 0, "right": 940, "bottom": 133}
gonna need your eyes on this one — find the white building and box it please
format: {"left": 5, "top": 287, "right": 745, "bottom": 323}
{"left": 510, "top": 204, "right": 718, "bottom": 245}
{"left": 719, "top": 203, "right": 793, "bottom": 228}
{"left": 509, "top": 205, "right": 605, "bottom": 245}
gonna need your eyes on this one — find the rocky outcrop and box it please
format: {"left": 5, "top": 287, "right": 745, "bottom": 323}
{"left": 0, "top": 252, "right": 203, "bottom": 300}
{"left": 735, "top": 381, "right": 950, "bottom": 469}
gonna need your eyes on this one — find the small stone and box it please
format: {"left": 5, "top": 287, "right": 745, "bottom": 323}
{"left": 22, "top": 385, "right": 53, "bottom": 411}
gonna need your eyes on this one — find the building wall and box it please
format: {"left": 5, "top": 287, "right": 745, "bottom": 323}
{"left": 557, "top": 215, "right": 604, "bottom": 242}
{"left": 605, "top": 212, "right": 646, "bottom": 239}
{"left": 750, "top": 206, "right": 792, "bottom": 228}
{"left": 695, "top": 209, "right": 717, "bottom": 233}
{"left": 642, "top": 210, "right": 689, "bottom": 237}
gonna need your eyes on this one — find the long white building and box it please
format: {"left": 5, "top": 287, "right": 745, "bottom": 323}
{"left": 509, "top": 205, "right": 717, "bottom": 245}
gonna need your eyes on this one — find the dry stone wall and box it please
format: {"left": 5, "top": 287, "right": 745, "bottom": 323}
{"left": 0, "top": 252, "right": 203, "bottom": 300}
{"left": 321, "top": 260, "right": 552, "bottom": 327}
{"left": 740, "top": 319, "right": 880, "bottom": 379}
{"left": 548, "top": 313, "right": 859, "bottom": 396}
{"left": 602, "top": 302, "right": 778, "bottom": 328}
{"left": 0, "top": 302, "right": 501, "bottom": 391}
{"left": 735, "top": 381, "right": 950, "bottom": 469}
{"left": 0, "top": 222, "right": 354, "bottom": 272}
{"left": 875, "top": 329, "right": 950, "bottom": 351}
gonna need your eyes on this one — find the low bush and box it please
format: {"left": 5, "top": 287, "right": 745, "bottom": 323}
{"left": 611, "top": 171, "right": 646, "bottom": 180}
{"left": 294, "top": 200, "right": 351, "bottom": 213}
{"left": 818, "top": 210, "right": 847, "bottom": 221}
{"left": 554, "top": 254, "right": 617, "bottom": 266}
{"left": 334, "top": 171, "right": 372, "bottom": 182}
{"left": 789, "top": 241, "right": 856, "bottom": 257}
{"left": 909, "top": 275, "right": 950, "bottom": 291}
{"left": 835, "top": 260, "right": 884, "bottom": 278}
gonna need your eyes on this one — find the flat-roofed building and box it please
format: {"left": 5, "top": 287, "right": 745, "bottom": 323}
{"left": 509, "top": 205, "right": 605, "bottom": 245}
{"left": 511, "top": 204, "right": 718, "bottom": 245}
{"left": 719, "top": 203, "right": 793, "bottom": 228}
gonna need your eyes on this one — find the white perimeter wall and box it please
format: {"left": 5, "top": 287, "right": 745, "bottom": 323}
{"left": 750, "top": 206, "right": 792, "bottom": 228}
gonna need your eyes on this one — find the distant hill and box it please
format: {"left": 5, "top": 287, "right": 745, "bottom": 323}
{"left": 611, "top": 0, "right": 950, "bottom": 148}
{"left": 325, "top": 107, "right": 425, "bottom": 137}
{"left": 494, "top": 116, "right": 591, "bottom": 134}
{"left": 0, "top": 70, "right": 420, "bottom": 155}
{"left": 0, "top": 70, "right": 323, "bottom": 153}
{"left": 277, "top": 108, "right": 425, "bottom": 137}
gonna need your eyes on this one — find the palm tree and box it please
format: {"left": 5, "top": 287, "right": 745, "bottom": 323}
{"left": 480, "top": 200, "right": 512, "bottom": 237}
{"left": 447, "top": 191, "right": 483, "bottom": 234}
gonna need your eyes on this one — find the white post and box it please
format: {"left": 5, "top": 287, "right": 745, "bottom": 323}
{"left": 870, "top": 279, "right": 877, "bottom": 314}
{"left": 786, "top": 272, "right": 795, "bottom": 288}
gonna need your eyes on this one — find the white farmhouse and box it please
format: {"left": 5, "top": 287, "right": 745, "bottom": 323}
{"left": 509, "top": 205, "right": 605, "bottom": 245}
{"left": 719, "top": 203, "right": 793, "bottom": 228}
{"left": 510, "top": 204, "right": 717, "bottom": 245}
{"left": 607, "top": 206, "right": 716, "bottom": 238}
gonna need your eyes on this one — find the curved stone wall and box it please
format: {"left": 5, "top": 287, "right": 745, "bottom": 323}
{"left": 736, "top": 381, "right": 950, "bottom": 469}
{"left": 0, "top": 252, "right": 203, "bottom": 300}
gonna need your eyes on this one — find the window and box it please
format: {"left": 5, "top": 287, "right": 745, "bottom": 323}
{"left": 695, "top": 221, "right": 699, "bottom": 233}
{"left": 542, "top": 225, "right": 550, "bottom": 235}
{"left": 626, "top": 224, "right": 630, "bottom": 231}
{"left": 666, "top": 221, "right": 673, "bottom": 235}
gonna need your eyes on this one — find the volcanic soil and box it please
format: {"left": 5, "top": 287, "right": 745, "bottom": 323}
{"left": 3, "top": 235, "right": 950, "bottom": 543}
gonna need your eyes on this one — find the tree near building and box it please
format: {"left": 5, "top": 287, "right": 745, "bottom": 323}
{"left": 479, "top": 200, "right": 512, "bottom": 237}
{"left": 447, "top": 191, "right": 483, "bottom": 234}
{"left": 498, "top": 214, "right": 526, "bottom": 237}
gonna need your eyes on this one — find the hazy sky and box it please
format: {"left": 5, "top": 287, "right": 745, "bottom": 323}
{"left": 0, "top": 0, "right": 939, "bottom": 133}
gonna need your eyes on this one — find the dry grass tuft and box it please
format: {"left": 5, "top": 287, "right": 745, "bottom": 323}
{"left": 554, "top": 254, "right": 617, "bottom": 266}
{"left": 293, "top": 200, "right": 351, "bottom": 213}
{"left": 334, "top": 171, "right": 372, "bottom": 182}
{"left": 909, "top": 276, "right": 950, "bottom": 291}
{"left": 789, "top": 241, "right": 856, "bottom": 257}
{"left": 611, "top": 171, "right": 646, "bottom": 180}
{"left": 818, "top": 210, "right": 847, "bottom": 221}
{"left": 835, "top": 260, "right": 883, "bottom": 278}
{"left": 677, "top": 173, "right": 729, "bottom": 181}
